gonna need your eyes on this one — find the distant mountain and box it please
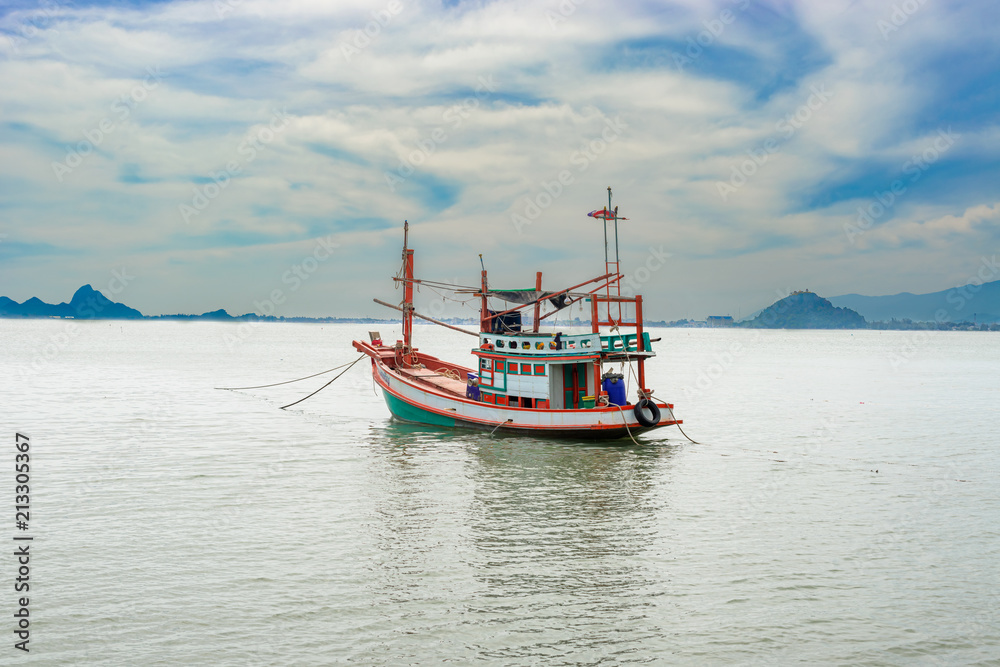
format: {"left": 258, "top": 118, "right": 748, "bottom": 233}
{"left": 830, "top": 280, "right": 1000, "bottom": 324}
{"left": 0, "top": 285, "right": 395, "bottom": 323}
{"left": 13, "top": 296, "right": 70, "bottom": 317}
{"left": 0, "top": 284, "right": 143, "bottom": 319}
{"left": 741, "top": 291, "right": 866, "bottom": 329}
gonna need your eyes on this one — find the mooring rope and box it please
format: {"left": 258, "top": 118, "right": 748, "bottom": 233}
{"left": 215, "top": 357, "right": 364, "bottom": 391}
{"left": 279, "top": 355, "right": 367, "bottom": 410}
{"left": 609, "top": 401, "right": 699, "bottom": 445}
{"left": 611, "top": 403, "right": 642, "bottom": 446}
{"left": 490, "top": 419, "right": 513, "bottom": 436}
{"left": 667, "top": 405, "right": 699, "bottom": 444}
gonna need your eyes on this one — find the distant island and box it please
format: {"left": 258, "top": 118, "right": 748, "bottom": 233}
{"left": 1, "top": 282, "right": 998, "bottom": 330}
{"left": 0, "top": 285, "right": 392, "bottom": 324}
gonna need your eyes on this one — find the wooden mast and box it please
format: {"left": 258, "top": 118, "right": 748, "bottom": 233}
{"left": 479, "top": 254, "right": 489, "bottom": 333}
{"left": 532, "top": 271, "right": 542, "bottom": 333}
{"left": 636, "top": 294, "right": 647, "bottom": 394}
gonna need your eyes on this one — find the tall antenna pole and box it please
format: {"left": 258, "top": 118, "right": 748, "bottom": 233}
{"left": 608, "top": 186, "right": 614, "bottom": 255}
{"left": 401, "top": 221, "right": 414, "bottom": 360}
{"left": 608, "top": 187, "right": 623, "bottom": 323}
{"left": 603, "top": 205, "right": 609, "bottom": 264}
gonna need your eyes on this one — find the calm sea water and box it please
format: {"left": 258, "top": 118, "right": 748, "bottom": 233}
{"left": 2, "top": 320, "right": 999, "bottom": 665}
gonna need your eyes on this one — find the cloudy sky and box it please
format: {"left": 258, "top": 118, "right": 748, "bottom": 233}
{"left": 1, "top": 0, "right": 998, "bottom": 320}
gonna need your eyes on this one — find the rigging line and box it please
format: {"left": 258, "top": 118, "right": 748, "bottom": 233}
{"left": 423, "top": 284, "right": 478, "bottom": 305}
{"left": 279, "top": 355, "right": 366, "bottom": 410}
{"left": 609, "top": 324, "right": 637, "bottom": 398}
{"left": 394, "top": 257, "right": 405, "bottom": 290}
{"left": 417, "top": 279, "right": 479, "bottom": 291}
{"left": 609, "top": 324, "right": 693, "bottom": 444}
{"left": 215, "top": 358, "right": 363, "bottom": 390}
{"left": 392, "top": 277, "right": 480, "bottom": 292}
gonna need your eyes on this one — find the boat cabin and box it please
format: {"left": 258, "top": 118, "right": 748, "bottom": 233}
{"left": 471, "top": 326, "right": 655, "bottom": 410}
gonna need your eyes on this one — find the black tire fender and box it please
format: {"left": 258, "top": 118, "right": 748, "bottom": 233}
{"left": 634, "top": 398, "right": 661, "bottom": 427}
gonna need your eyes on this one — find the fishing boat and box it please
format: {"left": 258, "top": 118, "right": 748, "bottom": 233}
{"left": 353, "top": 188, "right": 682, "bottom": 440}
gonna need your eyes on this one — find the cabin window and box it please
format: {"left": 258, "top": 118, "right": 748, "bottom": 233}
{"left": 520, "top": 363, "right": 531, "bottom": 374}
{"left": 483, "top": 338, "right": 490, "bottom": 345}
{"left": 481, "top": 358, "right": 492, "bottom": 371}
{"left": 509, "top": 340, "right": 518, "bottom": 349}
{"left": 521, "top": 341, "right": 530, "bottom": 350}
{"left": 582, "top": 339, "right": 592, "bottom": 348}
{"left": 508, "top": 364, "right": 518, "bottom": 375}
{"left": 534, "top": 364, "right": 545, "bottom": 375}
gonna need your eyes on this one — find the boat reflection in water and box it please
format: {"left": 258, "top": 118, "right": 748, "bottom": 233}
{"left": 352, "top": 420, "right": 680, "bottom": 661}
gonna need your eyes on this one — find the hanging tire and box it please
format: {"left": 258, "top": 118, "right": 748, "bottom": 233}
{"left": 634, "top": 398, "right": 661, "bottom": 427}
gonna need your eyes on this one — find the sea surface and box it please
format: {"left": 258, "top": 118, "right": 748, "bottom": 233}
{"left": 2, "top": 320, "right": 999, "bottom": 666}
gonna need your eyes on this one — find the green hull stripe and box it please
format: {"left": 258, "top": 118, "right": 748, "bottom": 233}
{"left": 383, "top": 389, "right": 457, "bottom": 427}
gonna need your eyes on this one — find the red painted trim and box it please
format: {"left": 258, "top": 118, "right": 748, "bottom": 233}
{"left": 472, "top": 351, "right": 601, "bottom": 363}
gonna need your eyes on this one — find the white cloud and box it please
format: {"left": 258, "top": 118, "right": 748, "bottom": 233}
{"left": 1, "top": 0, "right": 998, "bottom": 318}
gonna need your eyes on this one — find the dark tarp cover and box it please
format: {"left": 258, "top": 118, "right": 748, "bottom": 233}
{"left": 488, "top": 290, "right": 569, "bottom": 309}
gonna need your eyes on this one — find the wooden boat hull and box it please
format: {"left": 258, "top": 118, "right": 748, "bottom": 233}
{"left": 366, "top": 353, "right": 678, "bottom": 440}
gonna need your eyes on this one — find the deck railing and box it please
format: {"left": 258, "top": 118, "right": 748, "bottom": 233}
{"left": 599, "top": 332, "right": 653, "bottom": 353}
{"left": 479, "top": 332, "right": 602, "bottom": 356}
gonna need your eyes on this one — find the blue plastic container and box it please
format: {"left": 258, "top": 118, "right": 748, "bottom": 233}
{"left": 466, "top": 373, "right": 481, "bottom": 401}
{"left": 602, "top": 373, "right": 626, "bottom": 406}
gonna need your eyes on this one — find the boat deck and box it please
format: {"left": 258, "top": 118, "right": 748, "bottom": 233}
{"left": 400, "top": 367, "right": 469, "bottom": 398}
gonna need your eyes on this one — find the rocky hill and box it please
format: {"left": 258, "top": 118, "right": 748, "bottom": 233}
{"left": 741, "top": 291, "right": 866, "bottom": 329}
